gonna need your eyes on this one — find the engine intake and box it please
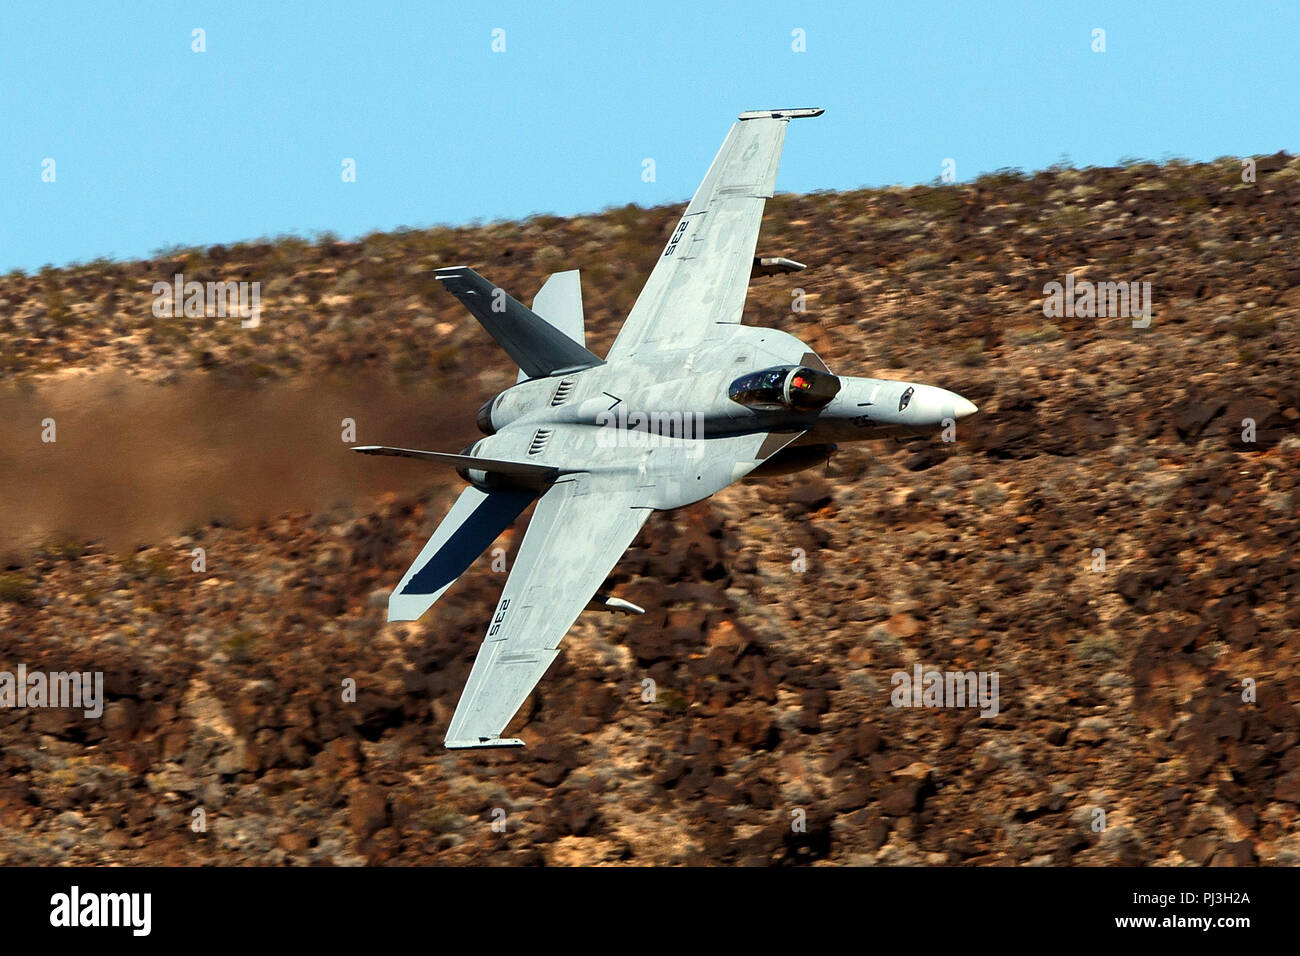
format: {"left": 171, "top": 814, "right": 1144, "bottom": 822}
{"left": 476, "top": 397, "right": 497, "bottom": 435}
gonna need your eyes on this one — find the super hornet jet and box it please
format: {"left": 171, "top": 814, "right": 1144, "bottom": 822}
{"left": 356, "top": 108, "right": 977, "bottom": 749}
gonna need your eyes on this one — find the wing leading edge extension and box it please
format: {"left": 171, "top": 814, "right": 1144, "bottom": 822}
{"left": 444, "top": 476, "right": 651, "bottom": 749}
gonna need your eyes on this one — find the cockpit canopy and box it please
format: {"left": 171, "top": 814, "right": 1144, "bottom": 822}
{"left": 728, "top": 365, "right": 841, "bottom": 412}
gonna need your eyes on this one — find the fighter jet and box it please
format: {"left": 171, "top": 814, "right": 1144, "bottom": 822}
{"left": 356, "top": 108, "right": 977, "bottom": 749}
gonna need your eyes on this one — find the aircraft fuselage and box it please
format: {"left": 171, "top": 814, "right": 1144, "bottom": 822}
{"left": 472, "top": 324, "right": 977, "bottom": 479}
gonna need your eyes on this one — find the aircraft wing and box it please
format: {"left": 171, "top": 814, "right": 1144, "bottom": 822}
{"left": 443, "top": 474, "right": 651, "bottom": 748}
{"left": 606, "top": 108, "right": 823, "bottom": 361}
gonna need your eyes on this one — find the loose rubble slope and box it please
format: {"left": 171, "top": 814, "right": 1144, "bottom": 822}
{"left": 1, "top": 153, "right": 1297, "bottom": 865}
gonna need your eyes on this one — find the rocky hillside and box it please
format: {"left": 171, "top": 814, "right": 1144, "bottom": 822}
{"left": 0, "top": 153, "right": 1297, "bottom": 865}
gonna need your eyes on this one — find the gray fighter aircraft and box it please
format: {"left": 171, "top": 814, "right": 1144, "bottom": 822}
{"left": 357, "top": 108, "right": 977, "bottom": 749}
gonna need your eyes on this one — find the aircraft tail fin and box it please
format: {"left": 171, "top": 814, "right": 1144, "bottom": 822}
{"left": 519, "top": 270, "right": 586, "bottom": 383}
{"left": 435, "top": 266, "right": 602, "bottom": 380}
{"left": 385, "top": 484, "right": 536, "bottom": 621}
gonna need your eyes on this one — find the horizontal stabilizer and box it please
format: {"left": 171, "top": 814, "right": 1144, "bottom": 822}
{"left": 353, "top": 445, "right": 560, "bottom": 483}
{"left": 387, "top": 484, "right": 535, "bottom": 622}
{"left": 435, "top": 266, "right": 603, "bottom": 379}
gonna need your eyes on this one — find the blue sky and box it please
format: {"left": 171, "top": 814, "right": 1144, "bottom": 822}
{"left": 1, "top": 1, "right": 1296, "bottom": 273}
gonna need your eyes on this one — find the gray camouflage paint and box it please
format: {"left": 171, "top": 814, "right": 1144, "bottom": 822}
{"left": 360, "top": 108, "right": 977, "bottom": 748}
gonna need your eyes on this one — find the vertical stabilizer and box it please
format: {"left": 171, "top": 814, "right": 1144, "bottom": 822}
{"left": 435, "top": 266, "right": 602, "bottom": 381}
{"left": 518, "top": 270, "right": 585, "bottom": 382}
{"left": 532, "top": 270, "right": 585, "bottom": 347}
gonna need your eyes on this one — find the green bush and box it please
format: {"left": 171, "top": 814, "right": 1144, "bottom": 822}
{"left": 0, "top": 573, "right": 33, "bottom": 604}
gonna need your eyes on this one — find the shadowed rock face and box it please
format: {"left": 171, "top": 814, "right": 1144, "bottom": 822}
{"left": 1, "top": 155, "right": 1298, "bottom": 866}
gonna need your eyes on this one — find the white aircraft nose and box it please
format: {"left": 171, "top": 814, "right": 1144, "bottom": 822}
{"left": 952, "top": 395, "right": 978, "bottom": 420}
{"left": 910, "top": 385, "right": 978, "bottom": 423}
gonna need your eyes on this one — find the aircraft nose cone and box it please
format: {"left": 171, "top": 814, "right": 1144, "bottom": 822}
{"left": 953, "top": 395, "right": 978, "bottom": 420}
{"left": 910, "top": 385, "right": 978, "bottom": 424}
